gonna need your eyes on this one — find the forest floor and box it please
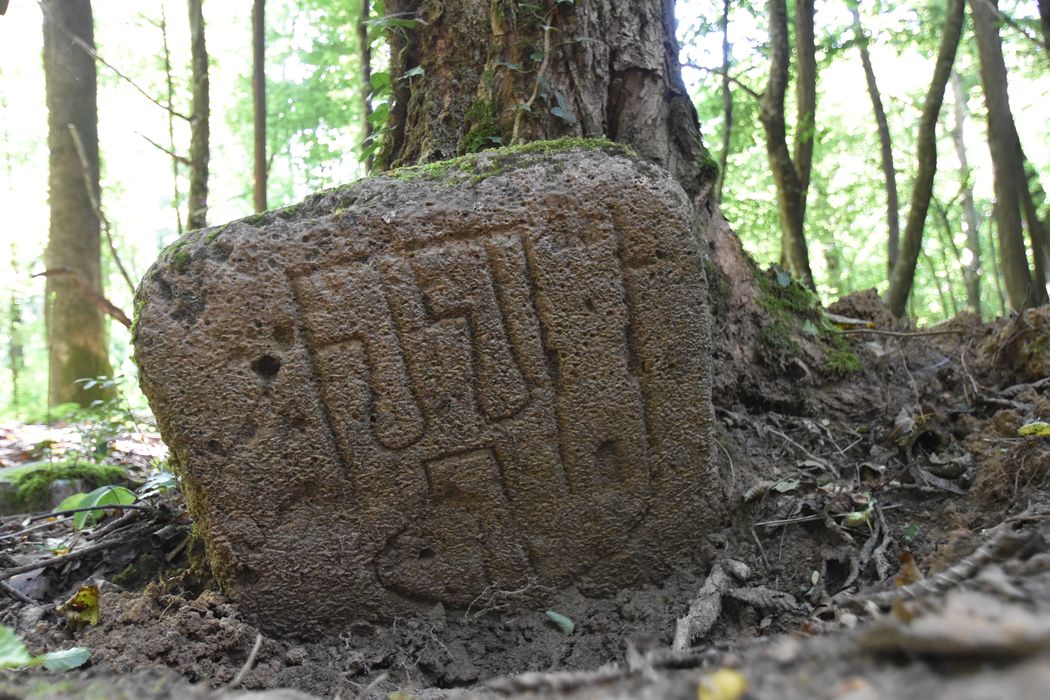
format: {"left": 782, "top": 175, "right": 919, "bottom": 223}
{"left": 0, "top": 292, "right": 1048, "bottom": 699}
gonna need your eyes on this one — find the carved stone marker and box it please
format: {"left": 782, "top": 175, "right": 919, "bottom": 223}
{"left": 135, "top": 144, "right": 720, "bottom": 635}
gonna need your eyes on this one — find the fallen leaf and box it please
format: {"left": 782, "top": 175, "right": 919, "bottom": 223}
{"left": 57, "top": 584, "right": 100, "bottom": 626}
{"left": 697, "top": 668, "right": 747, "bottom": 700}
{"left": 544, "top": 610, "right": 574, "bottom": 635}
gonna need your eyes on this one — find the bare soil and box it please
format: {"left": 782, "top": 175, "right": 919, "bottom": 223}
{"left": 1, "top": 297, "right": 1048, "bottom": 699}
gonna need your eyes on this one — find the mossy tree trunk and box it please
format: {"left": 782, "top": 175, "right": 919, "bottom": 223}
{"left": 379, "top": 0, "right": 771, "bottom": 401}
{"left": 42, "top": 0, "right": 113, "bottom": 407}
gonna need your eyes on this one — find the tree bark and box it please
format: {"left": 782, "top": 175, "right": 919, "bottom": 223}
{"left": 759, "top": 0, "right": 816, "bottom": 289}
{"left": 949, "top": 71, "right": 981, "bottom": 314}
{"left": 252, "top": 0, "right": 267, "bottom": 212}
{"left": 849, "top": 1, "right": 899, "bottom": 278}
{"left": 969, "top": 0, "right": 1044, "bottom": 310}
{"left": 358, "top": 0, "right": 374, "bottom": 173}
{"left": 378, "top": 0, "right": 768, "bottom": 403}
{"left": 41, "top": 0, "right": 114, "bottom": 407}
{"left": 884, "top": 0, "right": 963, "bottom": 317}
{"left": 188, "top": 0, "right": 210, "bottom": 229}
{"left": 715, "top": 0, "right": 732, "bottom": 201}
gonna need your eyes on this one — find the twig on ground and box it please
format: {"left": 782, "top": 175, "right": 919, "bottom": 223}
{"left": 228, "top": 633, "right": 264, "bottom": 689}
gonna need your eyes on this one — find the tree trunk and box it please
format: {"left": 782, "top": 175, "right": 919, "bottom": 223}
{"left": 1039, "top": 0, "right": 1050, "bottom": 59}
{"left": 949, "top": 71, "right": 981, "bottom": 314}
{"left": 884, "top": 0, "right": 963, "bottom": 317}
{"left": 188, "top": 0, "right": 210, "bottom": 229}
{"left": 159, "top": 5, "right": 183, "bottom": 236}
{"left": 41, "top": 0, "right": 113, "bottom": 406}
{"left": 715, "top": 0, "right": 732, "bottom": 201}
{"left": 252, "top": 0, "right": 267, "bottom": 212}
{"left": 378, "top": 0, "right": 769, "bottom": 403}
{"left": 758, "top": 0, "right": 816, "bottom": 289}
{"left": 358, "top": 0, "right": 374, "bottom": 173}
{"left": 849, "top": 1, "right": 899, "bottom": 278}
{"left": 970, "top": 0, "right": 1043, "bottom": 310}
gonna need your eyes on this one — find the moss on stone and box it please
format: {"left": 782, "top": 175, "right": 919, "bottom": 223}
{"left": 388, "top": 137, "right": 636, "bottom": 185}
{"left": 0, "top": 459, "right": 125, "bottom": 514}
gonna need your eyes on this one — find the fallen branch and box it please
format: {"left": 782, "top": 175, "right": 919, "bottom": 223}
{"left": 228, "top": 633, "right": 264, "bottom": 689}
{"left": 32, "top": 268, "right": 131, "bottom": 328}
{"left": 673, "top": 558, "right": 750, "bottom": 651}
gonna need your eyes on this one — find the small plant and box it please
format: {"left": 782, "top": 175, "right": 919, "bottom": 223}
{"left": 72, "top": 375, "right": 141, "bottom": 461}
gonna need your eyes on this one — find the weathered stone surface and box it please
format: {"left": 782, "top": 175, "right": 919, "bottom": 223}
{"left": 134, "top": 143, "right": 720, "bottom": 634}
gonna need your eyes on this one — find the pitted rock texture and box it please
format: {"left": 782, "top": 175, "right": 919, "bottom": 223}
{"left": 134, "top": 144, "right": 720, "bottom": 635}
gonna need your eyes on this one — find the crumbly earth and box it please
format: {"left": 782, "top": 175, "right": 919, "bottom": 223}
{"left": 1, "top": 300, "right": 1048, "bottom": 700}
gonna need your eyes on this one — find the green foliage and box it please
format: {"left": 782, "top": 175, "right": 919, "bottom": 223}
{"left": 0, "top": 625, "right": 90, "bottom": 671}
{"left": 58, "top": 484, "right": 138, "bottom": 529}
{"left": 1, "top": 460, "right": 126, "bottom": 514}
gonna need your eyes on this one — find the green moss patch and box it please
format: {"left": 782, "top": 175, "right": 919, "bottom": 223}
{"left": 0, "top": 460, "right": 126, "bottom": 515}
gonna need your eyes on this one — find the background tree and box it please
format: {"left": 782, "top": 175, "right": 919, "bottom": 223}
{"left": 970, "top": 0, "right": 1046, "bottom": 309}
{"left": 849, "top": 0, "right": 899, "bottom": 278}
{"left": 253, "top": 0, "right": 267, "bottom": 212}
{"left": 885, "top": 0, "right": 964, "bottom": 317}
{"left": 949, "top": 70, "right": 982, "bottom": 313}
{"left": 758, "top": 0, "right": 817, "bottom": 289}
{"left": 187, "top": 0, "right": 209, "bottom": 229}
{"left": 40, "top": 0, "right": 113, "bottom": 406}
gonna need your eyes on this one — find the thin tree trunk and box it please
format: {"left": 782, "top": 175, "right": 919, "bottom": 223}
{"left": 252, "top": 0, "right": 267, "bottom": 212}
{"left": 849, "top": 1, "right": 899, "bottom": 278}
{"left": 187, "top": 0, "right": 210, "bottom": 230}
{"left": 986, "top": 212, "right": 1007, "bottom": 317}
{"left": 41, "top": 0, "right": 113, "bottom": 406}
{"left": 715, "top": 0, "right": 732, "bottom": 201}
{"left": 759, "top": 0, "right": 816, "bottom": 289}
{"left": 934, "top": 198, "right": 972, "bottom": 316}
{"left": 6, "top": 245, "right": 21, "bottom": 411}
{"left": 949, "top": 71, "right": 981, "bottom": 314}
{"left": 884, "top": 0, "right": 963, "bottom": 317}
{"left": 358, "top": 0, "right": 374, "bottom": 173}
{"left": 970, "top": 0, "right": 1042, "bottom": 309}
{"left": 1039, "top": 0, "right": 1050, "bottom": 59}
{"left": 930, "top": 206, "right": 960, "bottom": 316}
{"left": 159, "top": 5, "right": 183, "bottom": 237}
{"left": 921, "top": 248, "right": 954, "bottom": 319}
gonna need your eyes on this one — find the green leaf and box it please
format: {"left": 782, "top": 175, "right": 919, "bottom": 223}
{"left": 544, "top": 610, "right": 574, "bottom": 635}
{"left": 40, "top": 647, "right": 91, "bottom": 672}
{"left": 141, "top": 471, "right": 178, "bottom": 492}
{"left": 73, "top": 485, "right": 136, "bottom": 530}
{"left": 399, "top": 65, "right": 425, "bottom": 80}
{"left": 772, "top": 479, "right": 800, "bottom": 493}
{"left": 54, "top": 492, "right": 88, "bottom": 514}
{"left": 0, "top": 626, "right": 38, "bottom": 669}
